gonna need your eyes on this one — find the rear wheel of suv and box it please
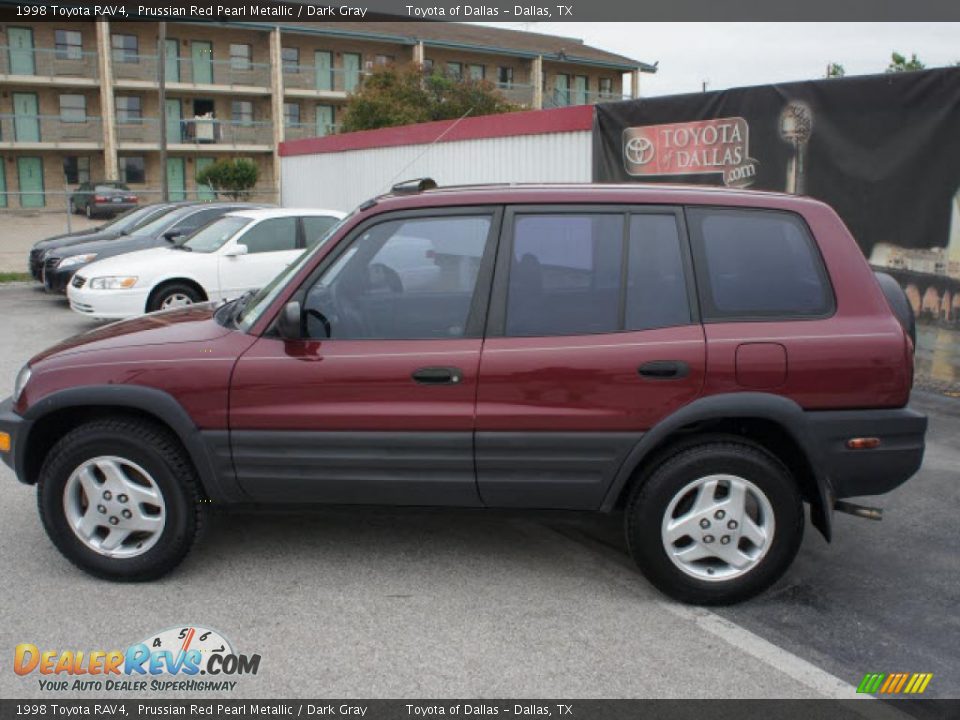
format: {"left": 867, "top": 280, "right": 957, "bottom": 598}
{"left": 148, "top": 282, "right": 204, "bottom": 313}
{"left": 626, "top": 441, "right": 804, "bottom": 605}
{"left": 37, "top": 418, "right": 205, "bottom": 581}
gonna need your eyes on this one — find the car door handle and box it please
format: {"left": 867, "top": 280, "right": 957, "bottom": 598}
{"left": 638, "top": 360, "right": 690, "bottom": 379}
{"left": 412, "top": 367, "right": 463, "bottom": 385}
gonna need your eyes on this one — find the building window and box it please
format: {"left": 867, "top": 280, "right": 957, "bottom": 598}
{"left": 599, "top": 77, "right": 613, "bottom": 97}
{"left": 111, "top": 34, "right": 138, "bottom": 64}
{"left": 497, "top": 66, "right": 514, "bottom": 86}
{"left": 232, "top": 100, "right": 254, "bottom": 125}
{"left": 374, "top": 54, "right": 394, "bottom": 66}
{"left": 55, "top": 30, "right": 83, "bottom": 60}
{"left": 230, "top": 43, "right": 252, "bottom": 71}
{"left": 423, "top": 58, "right": 434, "bottom": 73}
{"left": 447, "top": 62, "right": 462, "bottom": 79}
{"left": 282, "top": 47, "right": 299, "bottom": 73}
{"left": 115, "top": 95, "right": 142, "bottom": 124}
{"left": 62, "top": 156, "right": 90, "bottom": 185}
{"left": 468, "top": 64, "right": 485, "bottom": 81}
{"left": 118, "top": 156, "right": 145, "bottom": 184}
{"left": 59, "top": 94, "right": 87, "bottom": 123}
{"left": 283, "top": 102, "right": 300, "bottom": 127}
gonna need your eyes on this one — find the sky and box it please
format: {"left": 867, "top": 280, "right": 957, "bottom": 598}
{"left": 477, "top": 22, "right": 960, "bottom": 96}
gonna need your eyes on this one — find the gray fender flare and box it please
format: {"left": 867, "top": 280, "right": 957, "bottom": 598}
{"left": 601, "top": 392, "right": 833, "bottom": 540}
{"left": 22, "top": 385, "right": 243, "bottom": 503}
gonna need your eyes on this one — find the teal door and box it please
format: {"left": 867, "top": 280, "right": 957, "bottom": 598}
{"left": 195, "top": 157, "right": 215, "bottom": 200}
{"left": 316, "top": 105, "right": 335, "bottom": 136}
{"left": 314, "top": 51, "right": 332, "bottom": 91}
{"left": 191, "top": 41, "right": 213, "bottom": 84}
{"left": 13, "top": 93, "right": 40, "bottom": 142}
{"left": 572, "top": 75, "right": 588, "bottom": 105}
{"left": 343, "top": 53, "right": 361, "bottom": 92}
{"left": 0, "top": 162, "right": 7, "bottom": 208}
{"left": 165, "top": 98, "right": 182, "bottom": 142}
{"left": 164, "top": 38, "right": 180, "bottom": 82}
{"left": 7, "top": 27, "right": 35, "bottom": 75}
{"left": 166, "top": 157, "right": 186, "bottom": 201}
{"left": 553, "top": 74, "right": 570, "bottom": 106}
{"left": 17, "top": 157, "right": 44, "bottom": 208}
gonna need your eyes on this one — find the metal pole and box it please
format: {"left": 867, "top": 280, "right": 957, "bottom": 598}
{"left": 158, "top": 21, "right": 168, "bottom": 203}
{"left": 63, "top": 176, "right": 72, "bottom": 234}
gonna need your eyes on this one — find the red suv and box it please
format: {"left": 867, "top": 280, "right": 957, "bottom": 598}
{"left": 0, "top": 182, "right": 926, "bottom": 604}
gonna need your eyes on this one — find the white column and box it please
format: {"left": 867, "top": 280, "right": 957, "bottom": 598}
{"left": 532, "top": 56, "right": 543, "bottom": 110}
{"left": 96, "top": 21, "right": 118, "bottom": 181}
{"left": 269, "top": 27, "right": 284, "bottom": 203}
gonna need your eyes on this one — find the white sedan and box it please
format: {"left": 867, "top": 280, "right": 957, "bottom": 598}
{"left": 67, "top": 208, "right": 344, "bottom": 320}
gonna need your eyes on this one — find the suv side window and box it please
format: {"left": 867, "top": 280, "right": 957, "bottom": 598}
{"left": 237, "top": 217, "right": 298, "bottom": 254}
{"left": 687, "top": 208, "right": 833, "bottom": 320}
{"left": 504, "top": 211, "right": 691, "bottom": 337}
{"left": 302, "top": 214, "right": 493, "bottom": 340}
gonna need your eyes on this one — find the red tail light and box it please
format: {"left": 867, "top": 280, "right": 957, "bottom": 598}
{"left": 126, "top": 196, "right": 138, "bottom": 202}
{"left": 94, "top": 195, "right": 108, "bottom": 202}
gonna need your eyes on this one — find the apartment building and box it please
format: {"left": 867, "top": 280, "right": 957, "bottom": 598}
{"left": 0, "top": 20, "right": 655, "bottom": 208}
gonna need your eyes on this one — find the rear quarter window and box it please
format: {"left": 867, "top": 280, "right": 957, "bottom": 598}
{"left": 687, "top": 207, "right": 834, "bottom": 320}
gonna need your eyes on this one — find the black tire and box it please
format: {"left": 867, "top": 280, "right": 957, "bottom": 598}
{"left": 625, "top": 440, "right": 804, "bottom": 605}
{"left": 147, "top": 282, "right": 204, "bottom": 313}
{"left": 37, "top": 418, "right": 205, "bottom": 581}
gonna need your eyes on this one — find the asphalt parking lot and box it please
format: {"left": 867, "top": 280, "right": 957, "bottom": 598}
{"left": 0, "top": 283, "right": 957, "bottom": 707}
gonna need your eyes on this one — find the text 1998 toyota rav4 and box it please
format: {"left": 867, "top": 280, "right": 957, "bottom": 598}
{"left": 0, "top": 182, "right": 926, "bottom": 605}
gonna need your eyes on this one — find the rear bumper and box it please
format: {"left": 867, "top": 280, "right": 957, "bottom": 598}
{"left": 0, "top": 397, "right": 31, "bottom": 484}
{"left": 92, "top": 202, "right": 136, "bottom": 216}
{"left": 806, "top": 407, "right": 927, "bottom": 499}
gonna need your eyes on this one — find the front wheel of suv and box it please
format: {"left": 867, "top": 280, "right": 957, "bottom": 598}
{"left": 37, "top": 418, "right": 205, "bottom": 581}
{"left": 626, "top": 441, "right": 804, "bottom": 605}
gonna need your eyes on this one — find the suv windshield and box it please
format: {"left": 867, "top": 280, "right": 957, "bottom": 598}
{"left": 236, "top": 213, "right": 352, "bottom": 331}
{"left": 182, "top": 216, "right": 252, "bottom": 253}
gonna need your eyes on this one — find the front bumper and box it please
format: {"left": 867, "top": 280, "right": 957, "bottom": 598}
{"left": 43, "top": 264, "right": 78, "bottom": 294}
{"left": 0, "top": 397, "right": 31, "bottom": 483}
{"left": 67, "top": 280, "right": 149, "bottom": 320}
{"left": 807, "top": 406, "right": 927, "bottom": 499}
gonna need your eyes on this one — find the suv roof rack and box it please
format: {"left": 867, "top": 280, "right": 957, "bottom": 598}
{"left": 390, "top": 178, "right": 438, "bottom": 194}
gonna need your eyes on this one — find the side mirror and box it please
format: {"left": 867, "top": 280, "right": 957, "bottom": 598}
{"left": 276, "top": 300, "right": 302, "bottom": 340}
{"left": 163, "top": 230, "right": 184, "bottom": 242}
{"left": 223, "top": 244, "right": 248, "bottom": 258}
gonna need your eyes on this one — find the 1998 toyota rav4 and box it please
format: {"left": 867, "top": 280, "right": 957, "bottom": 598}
{"left": 0, "top": 182, "right": 927, "bottom": 604}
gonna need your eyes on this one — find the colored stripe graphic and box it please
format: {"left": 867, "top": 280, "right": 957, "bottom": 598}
{"left": 859, "top": 672, "right": 933, "bottom": 694}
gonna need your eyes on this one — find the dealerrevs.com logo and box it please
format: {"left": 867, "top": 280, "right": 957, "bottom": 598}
{"left": 14, "top": 626, "right": 261, "bottom": 693}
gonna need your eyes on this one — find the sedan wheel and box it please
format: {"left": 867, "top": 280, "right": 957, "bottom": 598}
{"left": 161, "top": 293, "right": 195, "bottom": 309}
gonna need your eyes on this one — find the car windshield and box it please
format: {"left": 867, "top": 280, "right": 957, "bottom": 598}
{"left": 236, "top": 213, "right": 352, "bottom": 331}
{"left": 101, "top": 205, "right": 171, "bottom": 234}
{"left": 95, "top": 183, "right": 128, "bottom": 192}
{"left": 131, "top": 205, "right": 199, "bottom": 237}
{"left": 182, "top": 216, "right": 252, "bottom": 253}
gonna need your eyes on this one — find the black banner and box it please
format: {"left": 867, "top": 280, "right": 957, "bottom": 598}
{"left": 1, "top": 700, "right": 960, "bottom": 720}
{"left": 593, "top": 67, "right": 960, "bottom": 258}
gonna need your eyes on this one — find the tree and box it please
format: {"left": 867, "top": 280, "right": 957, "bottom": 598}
{"left": 886, "top": 52, "right": 926, "bottom": 73}
{"left": 195, "top": 158, "right": 259, "bottom": 200}
{"left": 825, "top": 62, "right": 845, "bottom": 78}
{"left": 340, "top": 64, "right": 518, "bottom": 133}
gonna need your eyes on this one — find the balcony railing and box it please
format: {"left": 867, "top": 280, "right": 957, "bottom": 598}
{"left": 495, "top": 82, "right": 536, "bottom": 107}
{"left": 284, "top": 122, "right": 341, "bottom": 141}
{"left": 543, "top": 88, "right": 631, "bottom": 108}
{"left": 113, "top": 54, "right": 271, "bottom": 88}
{"left": 282, "top": 64, "right": 367, "bottom": 93}
{"left": 117, "top": 117, "right": 274, "bottom": 146}
{"left": 0, "top": 45, "right": 99, "bottom": 81}
{"left": 0, "top": 114, "right": 103, "bottom": 144}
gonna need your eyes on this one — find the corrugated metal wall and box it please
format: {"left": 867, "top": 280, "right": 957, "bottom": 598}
{"left": 281, "top": 130, "right": 593, "bottom": 211}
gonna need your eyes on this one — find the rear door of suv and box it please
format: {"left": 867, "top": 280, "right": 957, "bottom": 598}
{"left": 475, "top": 205, "right": 706, "bottom": 510}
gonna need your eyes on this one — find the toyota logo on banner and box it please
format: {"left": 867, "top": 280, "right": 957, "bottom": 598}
{"left": 622, "top": 117, "right": 760, "bottom": 187}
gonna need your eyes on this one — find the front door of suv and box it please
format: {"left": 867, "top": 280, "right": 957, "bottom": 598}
{"left": 475, "top": 207, "right": 706, "bottom": 509}
{"left": 229, "top": 208, "right": 501, "bottom": 505}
